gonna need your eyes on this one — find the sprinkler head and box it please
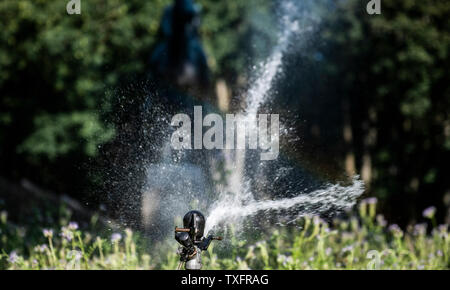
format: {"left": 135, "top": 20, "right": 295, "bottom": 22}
{"left": 175, "top": 210, "right": 222, "bottom": 269}
{"left": 182, "top": 210, "right": 205, "bottom": 242}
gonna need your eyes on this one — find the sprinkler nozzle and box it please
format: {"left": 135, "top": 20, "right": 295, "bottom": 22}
{"left": 175, "top": 210, "right": 223, "bottom": 270}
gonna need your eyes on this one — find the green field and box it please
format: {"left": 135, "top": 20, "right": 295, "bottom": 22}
{"left": 1, "top": 199, "right": 448, "bottom": 270}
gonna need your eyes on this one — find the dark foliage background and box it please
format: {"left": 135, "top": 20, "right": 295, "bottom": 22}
{"left": 0, "top": 0, "right": 449, "bottom": 226}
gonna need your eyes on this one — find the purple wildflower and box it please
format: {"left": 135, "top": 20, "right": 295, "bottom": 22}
{"left": 60, "top": 227, "right": 74, "bottom": 242}
{"left": 32, "top": 259, "right": 38, "bottom": 267}
{"left": 68, "top": 250, "right": 82, "bottom": 262}
{"left": 43, "top": 229, "right": 53, "bottom": 238}
{"left": 422, "top": 206, "right": 436, "bottom": 219}
{"left": 68, "top": 222, "right": 79, "bottom": 231}
{"left": 389, "top": 224, "right": 403, "bottom": 237}
{"left": 413, "top": 223, "right": 427, "bottom": 236}
{"left": 437, "top": 224, "right": 448, "bottom": 238}
{"left": 376, "top": 215, "right": 387, "bottom": 227}
{"left": 8, "top": 251, "right": 19, "bottom": 264}
{"left": 111, "top": 233, "right": 122, "bottom": 243}
{"left": 34, "top": 244, "right": 48, "bottom": 253}
{"left": 365, "top": 197, "right": 378, "bottom": 205}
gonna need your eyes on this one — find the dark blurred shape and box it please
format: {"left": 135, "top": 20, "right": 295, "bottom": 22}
{"left": 0, "top": 177, "right": 115, "bottom": 230}
{"left": 150, "top": 0, "right": 209, "bottom": 89}
{"left": 103, "top": 0, "right": 214, "bottom": 232}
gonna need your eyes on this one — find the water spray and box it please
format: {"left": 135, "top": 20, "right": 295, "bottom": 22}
{"left": 175, "top": 210, "right": 222, "bottom": 270}
{"left": 142, "top": 0, "right": 364, "bottom": 248}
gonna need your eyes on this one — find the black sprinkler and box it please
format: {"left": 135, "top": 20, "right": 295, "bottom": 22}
{"left": 175, "top": 210, "right": 222, "bottom": 270}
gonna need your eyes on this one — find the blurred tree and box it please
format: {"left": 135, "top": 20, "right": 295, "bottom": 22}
{"left": 4, "top": 0, "right": 446, "bottom": 225}
{"left": 319, "top": 0, "right": 450, "bottom": 224}
{"left": 0, "top": 0, "right": 170, "bottom": 196}
{"left": 268, "top": 0, "right": 449, "bottom": 224}
{"left": 0, "top": 0, "right": 273, "bottom": 202}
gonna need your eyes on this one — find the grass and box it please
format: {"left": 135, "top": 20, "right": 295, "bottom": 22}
{"left": 0, "top": 199, "right": 448, "bottom": 270}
